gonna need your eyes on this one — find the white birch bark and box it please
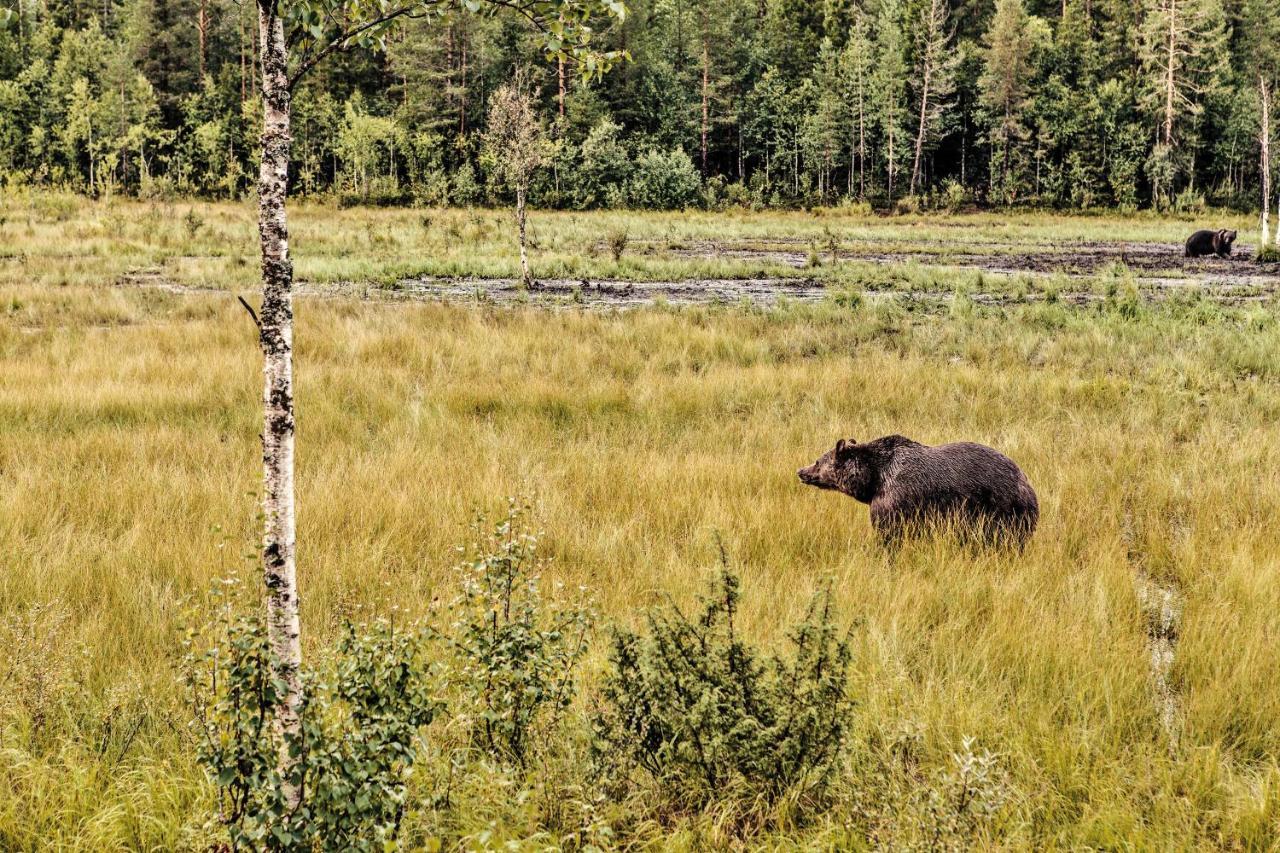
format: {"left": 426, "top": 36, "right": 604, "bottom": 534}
{"left": 1262, "top": 76, "right": 1272, "bottom": 246}
{"left": 256, "top": 0, "right": 303, "bottom": 811}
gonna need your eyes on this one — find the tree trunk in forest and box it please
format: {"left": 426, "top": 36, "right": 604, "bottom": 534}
{"left": 255, "top": 0, "right": 303, "bottom": 813}
{"left": 558, "top": 56, "right": 566, "bottom": 118}
{"left": 1002, "top": 105, "right": 1011, "bottom": 200}
{"left": 911, "top": 67, "right": 931, "bottom": 196}
{"left": 858, "top": 92, "right": 865, "bottom": 199}
{"left": 460, "top": 39, "right": 468, "bottom": 134}
{"left": 198, "top": 0, "right": 208, "bottom": 79}
{"left": 239, "top": 7, "right": 247, "bottom": 102}
{"left": 886, "top": 118, "right": 896, "bottom": 201}
{"left": 1262, "top": 76, "right": 1272, "bottom": 246}
{"left": 701, "top": 41, "right": 709, "bottom": 174}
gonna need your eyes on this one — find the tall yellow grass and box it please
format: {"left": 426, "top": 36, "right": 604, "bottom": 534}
{"left": 1, "top": 202, "right": 1278, "bottom": 847}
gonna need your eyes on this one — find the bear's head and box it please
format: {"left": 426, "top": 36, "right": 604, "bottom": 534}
{"left": 1217, "top": 229, "right": 1238, "bottom": 252}
{"left": 798, "top": 438, "right": 879, "bottom": 502}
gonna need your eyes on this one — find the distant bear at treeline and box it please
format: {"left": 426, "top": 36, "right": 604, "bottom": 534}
{"left": 1184, "top": 229, "right": 1237, "bottom": 258}
{"left": 798, "top": 435, "right": 1039, "bottom": 548}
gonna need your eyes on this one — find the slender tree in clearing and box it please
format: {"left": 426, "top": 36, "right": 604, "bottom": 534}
{"left": 1263, "top": 79, "right": 1272, "bottom": 245}
{"left": 909, "top": 0, "right": 957, "bottom": 196}
{"left": 248, "top": 0, "right": 624, "bottom": 816}
{"left": 483, "top": 71, "right": 546, "bottom": 289}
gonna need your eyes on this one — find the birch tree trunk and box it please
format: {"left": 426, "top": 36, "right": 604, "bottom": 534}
{"left": 1262, "top": 75, "right": 1272, "bottom": 246}
{"left": 1164, "top": 0, "right": 1176, "bottom": 146}
{"left": 255, "top": 0, "right": 303, "bottom": 811}
{"left": 517, "top": 186, "right": 531, "bottom": 287}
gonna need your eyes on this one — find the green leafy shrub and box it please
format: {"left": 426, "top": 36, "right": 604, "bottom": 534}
{"left": 1172, "top": 186, "right": 1205, "bottom": 214}
{"left": 722, "top": 181, "right": 753, "bottom": 208}
{"left": 1256, "top": 244, "right": 1280, "bottom": 264}
{"left": 592, "top": 564, "right": 854, "bottom": 815}
{"left": 182, "top": 208, "right": 203, "bottom": 238}
{"left": 891, "top": 736, "right": 1014, "bottom": 850}
{"left": 894, "top": 194, "right": 922, "bottom": 215}
{"left": 185, "top": 581, "right": 439, "bottom": 851}
{"left": 432, "top": 500, "right": 594, "bottom": 766}
{"left": 939, "top": 178, "right": 967, "bottom": 212}
{"left": 451, "top": 161, "right": 482, "bottom": 207}
{"left": 573, "top": 119, "right": 632, "bottom": 209}
{"left": 627, "top": 148, "right": 701, "bottom": 210}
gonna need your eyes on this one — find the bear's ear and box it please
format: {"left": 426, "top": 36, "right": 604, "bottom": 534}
{"left": 835, "top": 438, "right": 855, "bottom": 455}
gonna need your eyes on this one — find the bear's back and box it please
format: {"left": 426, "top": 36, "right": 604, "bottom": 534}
{"left": 1185, "top": 230, "right": 1215, "bottom": 256}
{"left": 879, "top": 441, "right": 1034, "bottom": 511}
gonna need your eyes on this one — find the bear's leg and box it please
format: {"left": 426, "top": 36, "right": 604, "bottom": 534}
{"left": 870, "top": 506, "right": 905, "bottom": 549}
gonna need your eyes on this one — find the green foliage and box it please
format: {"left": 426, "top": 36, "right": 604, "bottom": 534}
{"left": 573, "top": 119, "right": 632, "bottom": 209}
{"left": 336, "top": 93, "right": 401, "bottom": 199}
{"left": 592, "top": 562, "right": 855, "bottom": 813}
{"left": 627, "top": 147, "right": 701, "bottom": 210}
{"left": 184, "top": 580, "right": 439, "bottom": 851}
{"left": 431, "top": 500, "right": 594, "bottom": 766}
{"left": 0, "top": 0, "right": 1272, "bottom": 209}
{"left": 482, "top": 72, "right": 545, "bottom": 198}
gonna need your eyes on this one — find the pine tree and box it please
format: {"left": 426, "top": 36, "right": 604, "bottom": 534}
{"left": 979, "top": 0, "right": 1042, "bottom": 203}
{"left": 1136, "top": 0, "right": 1227, "bottom": 203}
{"left": 871, "top": 0, "right": 907, "bottom": 200}
{"left": 841, "top": 12, "right": 873, "bottom": 198}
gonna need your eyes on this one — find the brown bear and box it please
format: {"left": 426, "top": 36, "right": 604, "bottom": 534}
{"left": 798, "top": 435, "right": 1039, "bottom": 547}
{"left": 1184, "top": 229, "right": 1237, "bottom": 258}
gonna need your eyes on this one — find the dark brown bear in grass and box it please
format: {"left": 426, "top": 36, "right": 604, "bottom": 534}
{"left": 798, "top": 435, "right": 1039, "bottom": 547}
{"left": 1184, "top": 228, "right": 1237, "bottom": 258}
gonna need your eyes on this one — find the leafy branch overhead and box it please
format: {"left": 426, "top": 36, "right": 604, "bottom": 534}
{"left": 283, "top": 0, "right": 628, "bottom": 89}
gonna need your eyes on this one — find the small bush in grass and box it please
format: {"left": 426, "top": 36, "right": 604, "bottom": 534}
{"left": 432, "top": 499, "right": 594, "bottom": 767}
{"left": 183, "top": 208, "right": 204, "bottom": 239}
{"left": 592, "top": 562, "right": 855, "bottom": 818}
{"left": 184, "top": 578, "right": 439, "bottom": 851}
{"left": 605, "top": 228, "right": 629, "bottom": 262}
{"left": 806, "top": 240, "right": 823, "bottom": 268}
{"left": 1257, "top": 244, "right": 1280, "bottom": 264}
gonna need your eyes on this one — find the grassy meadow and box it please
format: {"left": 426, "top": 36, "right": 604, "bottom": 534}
{"left": 2, "top": 193, "right": 1280, "bottom": 849}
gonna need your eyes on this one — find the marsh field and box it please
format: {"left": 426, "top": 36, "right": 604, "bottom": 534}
{"left": 3, "top": 193, "right": 1280, "bottom": 849}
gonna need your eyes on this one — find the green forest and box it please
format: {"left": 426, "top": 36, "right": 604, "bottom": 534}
{"left": 1, "top": 0, "right": 1278, "bottom": 211}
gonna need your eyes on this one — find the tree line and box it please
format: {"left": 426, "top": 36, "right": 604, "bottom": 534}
{"left": 1, "top": 0, "right": 1278, "bottom": 215}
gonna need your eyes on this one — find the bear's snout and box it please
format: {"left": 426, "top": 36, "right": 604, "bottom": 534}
{"left": 797, "top": 465, "right": 818, "bottom": 485}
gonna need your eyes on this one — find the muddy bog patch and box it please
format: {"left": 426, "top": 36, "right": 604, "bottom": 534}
{"left": 391, "top": 276, "right": 831, "bottom": 308}
{"left": 650, "top": 237, "right": 1278, "bottom": 286}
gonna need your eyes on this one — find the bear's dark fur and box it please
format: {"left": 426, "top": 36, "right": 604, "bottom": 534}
{"left": 1185, "top": 228, "right": 1237, "bottom": 258}
{"left": 798, "top": 435, "right": 1039, "bottom": 547}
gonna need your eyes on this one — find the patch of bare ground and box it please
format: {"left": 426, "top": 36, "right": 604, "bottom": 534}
{"left": 112, "top": 268, "right": 1277, "bottom": 311}
{"left": 648, "top": 238, "right": 1280, "bottom": 291}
